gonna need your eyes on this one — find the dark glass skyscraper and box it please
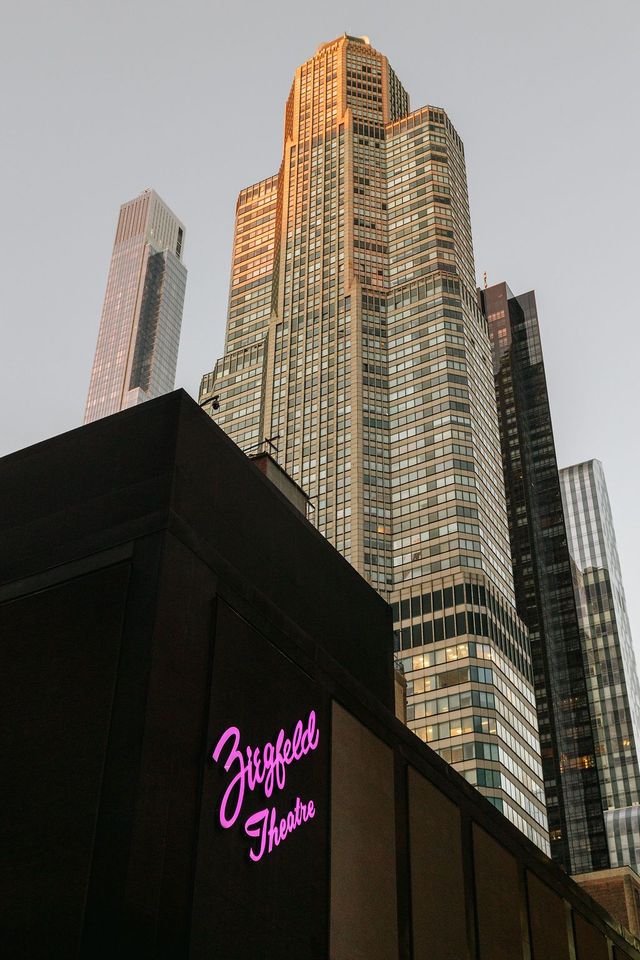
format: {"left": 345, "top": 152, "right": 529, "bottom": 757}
{"left": 481, "top": 282, "right": 608, "bottom": 874}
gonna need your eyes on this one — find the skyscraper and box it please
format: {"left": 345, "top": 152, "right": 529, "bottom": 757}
{"left": 84, "top": 189, "right": 187, "bottom": 424}
{"left": 481, "top": 282, "right": 608, "bottom": 874}
{"left": 200, "top": 35, "right": 548, "bottom": 851}
{"left": 560, "top": 460, "right": 640, "bottom": 870}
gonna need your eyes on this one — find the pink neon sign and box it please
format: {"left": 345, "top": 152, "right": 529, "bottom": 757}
{"left": 211, "top": 711, "right": 319, "bottom": 862}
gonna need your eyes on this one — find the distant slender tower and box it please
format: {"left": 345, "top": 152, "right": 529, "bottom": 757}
{"left": 200, "top": 36, "right": 549, "bottom": 853}
{"left": 84, "top": 189, "right": 187, "bottom": 423}
{"left": 560, "top": 460, "right": 640, "bottom": 871}
{"left": 481, "top": 282, "right": 608, "bottom": 874}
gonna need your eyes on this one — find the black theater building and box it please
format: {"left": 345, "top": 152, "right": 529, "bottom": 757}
{"left": 1, "top": 390, "right": 639, "bottom": 960}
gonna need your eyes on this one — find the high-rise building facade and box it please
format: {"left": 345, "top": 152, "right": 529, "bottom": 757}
{"left": 200, "top": 35, "right": 548, "bottom": 852}
{"left": 84, "top": 189, "right": 187, "bottom": 424}
{"left": 481, "top": 282, "right": 608, "bottom": 874}
{"left": 560, "top": 460, "right": 640, "bottom": 870}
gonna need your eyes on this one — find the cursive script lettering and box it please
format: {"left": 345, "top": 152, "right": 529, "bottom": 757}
{"left": 244, "top": 796, "right": 316, "bottom": 862}
{"left": 212, "top": 711, "right": 319, "bottom": 828}
{"left": 211, "top": 711, "right": 319, "bottom": 861}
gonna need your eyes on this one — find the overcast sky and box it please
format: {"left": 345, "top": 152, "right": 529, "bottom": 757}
{"left": 1, "top": 0, "right": 639, "bottom": 655}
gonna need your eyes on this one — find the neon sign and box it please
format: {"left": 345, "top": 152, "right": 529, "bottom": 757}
{"left": 211, "top": 710, "right": 319, "bottom": 862}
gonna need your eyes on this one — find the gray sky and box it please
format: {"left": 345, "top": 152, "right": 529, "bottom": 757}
{"left": 2, "top": 0, "right": 639, "bottom": 655}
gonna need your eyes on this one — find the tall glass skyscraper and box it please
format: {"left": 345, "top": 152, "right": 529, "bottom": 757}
{"left": 560, "top": 460, "right": 640, "bottom": 870}
{"left": 84, "top": 189, "right": 187, "bottom": 424}
{"left": 481, "top": 282, "right": 608, "bottom": 874}
{"left": 200, "top": 35, "right": 548, "bottom": 852}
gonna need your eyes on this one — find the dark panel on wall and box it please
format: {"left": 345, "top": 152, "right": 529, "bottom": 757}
{"left": 474, "top": 825, "right": 523, "bottom": 960}
{"left": 408, "top": 768, "right": 469, "bottom": 960}
{"left": 190, "top": 598, "right": 329, "bottom": 960}
{"left": 0, "top": 397, "right": 180, "bottom": 582}
{"left": 0, "top": 563, "right": 131, "bottom": 958}
{"left": 83, "top": 533, "right": 219, "bottom": 956}
{"left": 527, "top": 871, "right": 570, "bottom": 960}
{"left": 330, "top": 703, "right": 398, "bottom": 960}
{"left": 573, "top": 912, "right": 610, "bottom": 960}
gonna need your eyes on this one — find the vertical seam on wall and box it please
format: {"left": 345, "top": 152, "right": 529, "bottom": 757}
{"left": 185, "top": 590, "right": 218, "bottom": 951}
{"left": 394, "top": 755, "right": 412, "bottom": 960}
{"left": 461, "top": 813, "right": 479, "bottom": 960}
{"left": 565, "top": 899, "right": 577, "bottom": 960}
{"left": 327, "top": 697, "right": 334, "bottom": 959}
{"left": 519, "top": 863, "right": 533, "bottom": 960}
